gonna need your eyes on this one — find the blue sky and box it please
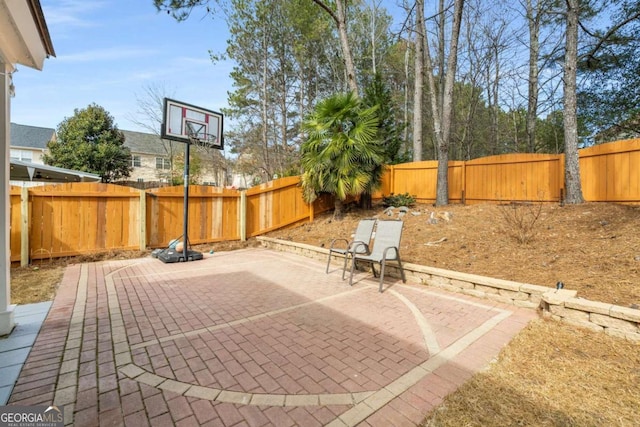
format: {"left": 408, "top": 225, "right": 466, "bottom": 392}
{"left": 12, "top": 1, "right": 406, "bottom": 135}
{"left": 11, "top": 0, "right": 233, "bottom": 133}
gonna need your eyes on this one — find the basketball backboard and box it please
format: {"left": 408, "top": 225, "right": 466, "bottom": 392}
{"left": 161, "top": 98, "right": 224, "bottom": 149}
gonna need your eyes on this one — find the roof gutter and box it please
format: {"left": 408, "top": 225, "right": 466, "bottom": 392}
{"left": 26, "top": 0, "right": 55, "bottom": 58}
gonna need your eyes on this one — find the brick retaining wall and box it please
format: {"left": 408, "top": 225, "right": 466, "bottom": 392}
{"left": 257, "top": 236, "right": 640, "bottom": 342}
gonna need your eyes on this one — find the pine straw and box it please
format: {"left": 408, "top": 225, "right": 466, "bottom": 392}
{"left": 421, "top": 319, "right": 640, "bottom": 426}
{"left": 10, "top": 249, "right": 150, "bottom": 305}
{"left": 10, "top": 266, "right": 64, "bottom": 304}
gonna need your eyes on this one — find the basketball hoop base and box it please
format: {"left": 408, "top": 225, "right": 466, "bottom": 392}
{"left": 157, "top": 248, "right": 204, "bottom": 263}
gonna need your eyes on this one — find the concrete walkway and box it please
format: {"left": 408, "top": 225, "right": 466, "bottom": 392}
{"left": 0, "top": 301, "right": 51, "bottom": 405}
{"left": 7, "top": 249, "right": 536, "bottom": 426}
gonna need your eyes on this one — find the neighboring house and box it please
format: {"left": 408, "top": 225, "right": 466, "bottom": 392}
{"left": 9, "top": 124, "right": 229, "bottom": 187}
{"left": 10, "top": 122, "right": 54, "bottom": 186}
{"left": 121, "top": 130, "right": 174, "bottom": 184}
{"left": 9, "top": 123, "right": 100, "bottom": 186}
{"left": 9, "top": 122, "right": 55, "bottom": 165}
{"left": 122, "top": 130, "right": 226, "bottom": 186}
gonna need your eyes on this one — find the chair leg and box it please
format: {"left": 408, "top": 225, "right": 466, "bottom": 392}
{"left": 379, "top": 260, "right": 386, "bottom": 292}
{"left": 341, "top": 252, "right": 349, "bottom": 280}
{"left": 348, "top": 256, "right": 357, "bottom": 286}
{"left": 325, "top": 249, "right": 333, "bottom": 274}
{"left": 397, "top": 256, "right": 406, "bottom": 283}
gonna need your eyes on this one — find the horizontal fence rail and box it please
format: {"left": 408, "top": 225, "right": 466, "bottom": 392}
{"left": 9, "top": 138, "right": 640, "bottom": 264}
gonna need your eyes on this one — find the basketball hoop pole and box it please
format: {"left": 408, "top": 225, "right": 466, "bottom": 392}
{"left": 183, "top": 139, "right": 190, "bottom": 261}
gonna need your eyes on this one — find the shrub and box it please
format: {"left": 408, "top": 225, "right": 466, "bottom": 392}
{"left": 382, "top": 193, "right": 416, "bottom": 207}
{"left": 498, "top": 202, "right": 543, "bottom": 244}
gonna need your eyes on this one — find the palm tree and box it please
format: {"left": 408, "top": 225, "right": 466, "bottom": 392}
{"left": 301, "top": 92, "right": 384, "bottom": 219}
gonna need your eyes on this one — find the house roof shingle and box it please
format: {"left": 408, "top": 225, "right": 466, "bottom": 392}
{"left": 10, "top": 123, "right": 55, "bottom": 149}
{"left": 10, "top": 124, "right": 176, "bottom": 157}
{"left": 121, "top": 130, "right": 171, "bottom": 156}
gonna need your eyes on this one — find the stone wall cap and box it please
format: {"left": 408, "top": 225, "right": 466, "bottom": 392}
{"left": 543, "top": 289, "right": 578, "bottom": 305}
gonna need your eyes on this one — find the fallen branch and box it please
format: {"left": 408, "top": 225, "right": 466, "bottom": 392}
{"left": 424, "top": 237, "right": 448, "bottom": 246}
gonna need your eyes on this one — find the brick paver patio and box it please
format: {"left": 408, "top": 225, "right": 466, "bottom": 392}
{"left": 8, "top": 248, "right": 536, "bottom": 426}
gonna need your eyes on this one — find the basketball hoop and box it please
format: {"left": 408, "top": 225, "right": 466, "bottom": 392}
{"left": 159, "top": 98, "right": 224, "bottom": 263}
{"left": 187, "top": 132, "right": 218, "bottom": 151}
{"left": 161, "top": 98, "right": 224, "bottom": 150}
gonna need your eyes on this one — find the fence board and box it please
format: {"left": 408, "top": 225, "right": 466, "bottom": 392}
{"left": 391, "top": 161, "right": 438, "bottom": 202}
{"left": 146, "top": 185, "right": 240, "bottom": 247}
{"left": 27, "top": 183, "right": 141, "bottom": 260}
{"left": 462, "top": 153, "right": 563, "bottom": 203}
{"left": 579, "top": 139, "right": 640, "bottom": 203}
{"left": 245, "top": 176, "right": 309, "bottom": 237}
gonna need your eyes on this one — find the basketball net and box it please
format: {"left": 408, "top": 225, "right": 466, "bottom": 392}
{"left": 188, "top": 133, "right": 218, "bottom": 152}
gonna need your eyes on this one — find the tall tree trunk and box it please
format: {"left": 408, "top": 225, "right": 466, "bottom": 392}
{"left": 261, "top": 33, "right": 271, "bottom": 178}
{"left": 369, "top": 0, "right": 378, "bottom": 75}
{"left": 413, "top": 0, "right": 425, "bottom": 161}
{"left": 403, "top": 43, "right": 410, "bottom": 149}
{"left": 311, "top": 0, "right": 359, "bottom": 95}
{"left": 563, "top": 0, "right": 584, "bottom": 204}
{"left": 436, "top": 0, "right": 465, "bottom": 206}
{"left": 438, "top": 0, "right": 446, "bottom": 106}
{"left": 336, "top": 0, "right": 358, "bottom": 95}
{"left": 526, "top": 0, "right": 540, "bottom": 152}
{"left": 333, "top": 197, "right": 345, "bottom": 220}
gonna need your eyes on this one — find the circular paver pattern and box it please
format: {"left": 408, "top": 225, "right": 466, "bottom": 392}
{"left": 102, "top": 250, "right": 513, "bottom": 423}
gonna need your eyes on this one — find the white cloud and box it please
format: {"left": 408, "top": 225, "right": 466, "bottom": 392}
{"left": 56, "top": 47, "right": 159, "bottom": 63}
{"left": 42, "top": 0, "right": 106, "bottom": 28}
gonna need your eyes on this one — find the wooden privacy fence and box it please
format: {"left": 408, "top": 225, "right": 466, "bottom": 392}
{"left": 10, "top": 138, "right": 640, "bottom": 264}
{"left": 11, "top": 183, "right": 142, "bottom": 264}
{"left": 377, "top": 138, "right": 640, "bottom": 205}
{"left": 10, "top": 178, "right": 332, "bottom": 265}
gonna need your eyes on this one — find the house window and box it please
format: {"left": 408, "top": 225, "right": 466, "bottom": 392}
{"left": 131, "top": 155, "right": 141, "bottom": 167}
{"left": 137, "top": 178, "right": 144, "bottom": 183}
{"left": 10, "top": 149, "right": 33, "bottom": 162}
{"left": 155, "top": 157, "right": 171, "bottom": 170}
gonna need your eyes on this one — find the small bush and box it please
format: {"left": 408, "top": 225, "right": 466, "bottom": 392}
{"left": 382, "top": 192, "right": 416, "bottom": 207}
{"left": 499, "top": 202, "right": 543, "bottom": 244}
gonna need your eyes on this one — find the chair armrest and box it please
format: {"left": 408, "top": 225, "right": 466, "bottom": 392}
{"left": 329, "top": 238, "right": 350, "bottom": 250}
{"left": 349, "top": 241, "right": 370, "bottom": 254}
{"left": 381, "top": 246, "right": 399, "bottom": 260}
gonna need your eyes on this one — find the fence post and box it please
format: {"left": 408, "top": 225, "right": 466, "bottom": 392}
{"left": 461, "top": 161, "right": 467, "bottom": 205}
{"left": 240, "top": 190, "right": 247, "bottom": 242}
{"left": 20, "top": 186, "right": 29, "bottom": 266}
{"left": 139, "top": 190, "right": 146, "bottom": 251}
{"left": 390, "top": 165, "right": 395, "bottom": 195}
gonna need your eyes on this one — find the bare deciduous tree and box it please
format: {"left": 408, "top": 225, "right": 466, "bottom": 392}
{"left": 311, "top": 0, "right": 359, "bottom": 95}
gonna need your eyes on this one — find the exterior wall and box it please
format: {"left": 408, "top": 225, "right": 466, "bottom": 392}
{"left": 10, "top": 146, "right": 44, "bottom": 164}
{"left": 128, "top": 152, "right": 224, "bottom": 185}
{"left": 128, "top": 153, "right": 170, "bottom": 183}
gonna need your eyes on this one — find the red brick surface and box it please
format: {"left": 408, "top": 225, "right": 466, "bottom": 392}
{"left": 8, "top": 249, "right": 536, "bottom": 425}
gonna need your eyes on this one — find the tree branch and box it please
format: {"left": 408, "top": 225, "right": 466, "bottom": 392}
{"left": 310, "top": 0, "right": 339, "bottom": 25}
{"left": 581, "top": 11, "right": 640, "bottom": 60}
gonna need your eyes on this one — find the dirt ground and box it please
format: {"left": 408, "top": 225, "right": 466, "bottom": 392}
{"left": 268, "top": 201, "right": 640, "bottom": 308}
